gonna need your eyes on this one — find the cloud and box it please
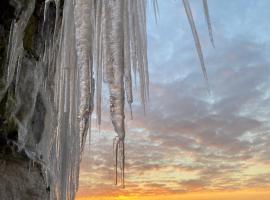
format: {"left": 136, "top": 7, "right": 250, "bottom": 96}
{"left": 78, "top": 1, "right": 270, "bottom": 197}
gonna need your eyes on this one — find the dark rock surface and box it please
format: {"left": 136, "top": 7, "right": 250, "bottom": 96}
{"left": 0, "top": 143, "right": 49, "bottom": 200}
{"left": 0, "top": 0, "right": 63, "bottom": 199}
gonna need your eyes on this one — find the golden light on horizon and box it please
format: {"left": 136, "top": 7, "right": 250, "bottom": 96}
{"left": 76, "top": 189, "right": 270, "bottom": 200}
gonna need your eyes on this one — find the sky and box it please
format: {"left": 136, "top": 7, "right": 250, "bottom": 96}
{"left": 76, "top": 0, "right": 270, "bottom": 199}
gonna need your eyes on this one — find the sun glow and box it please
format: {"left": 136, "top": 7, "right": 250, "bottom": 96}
{"left": 76, "top": 189, "right": 270, "bottom": 200}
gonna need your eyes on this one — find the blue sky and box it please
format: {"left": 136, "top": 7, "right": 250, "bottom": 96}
{"left": 77, "top": 0, "right": 270, "bottom": 198}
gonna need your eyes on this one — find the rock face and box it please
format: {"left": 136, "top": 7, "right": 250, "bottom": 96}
{"left": 0, "top": 149, "right": 49, "bottom": 200}
{"left": 0, "top": 0, "right": 78, "bottom": 199}
{"left": 0, "top": 0, "right": 52, "bottom": 199}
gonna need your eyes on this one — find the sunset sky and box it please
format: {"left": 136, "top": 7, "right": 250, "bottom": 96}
{"left": 76, "top": 0, "right": 270, "bottom": 199}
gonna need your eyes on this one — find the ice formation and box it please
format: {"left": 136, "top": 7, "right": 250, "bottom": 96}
{"left": 203, "top": 0, "right": 215, "bottom": 47}
{"left": 54, "top": 0, "right": 149, "bottom": 192}
{"left": 70, "top": 0, "right": 148, "bottom": 188}
{"left": 2, "top": 0, "right": 213, "bottom": 199}
{"left": 183, "top": 0, "right": 209, "bottom": 88}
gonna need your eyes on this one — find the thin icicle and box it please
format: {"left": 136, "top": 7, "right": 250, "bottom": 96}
{"left": 113, "top": 137, "right": 119, "bottom": 185}
{"left": 182, "top": 0, "right": 209, "bottom": 89}
{"left": 152, "top": 0, "right": 159, "bottom": 24}
{"left": 95, "top": 0, "right": 103, "bottom": 127}
{"left": 119, "top": 140, "right": 125, "bottom": 188}
{"left": 129, "top": 1, "right": 138, "bottom": 88}
{"left": 132, "top": 0, "right": 149, "bottom": 111}
{"left": 112, "top": 136, "right": 125, "bottom": 188}
{"left": 123, "top": 0, "right": 134, "bottom": 119}
{"left": 15, "top": 54, "right": 23, "bottom": 94}
{"left": 202, "top": 0, "right": 215, "bottom": 47}
{"left": 87, "top": 128, "right": 91, "bottom": 153}
{"left": 5, "top": 21, "right": 14, "bottom": 84}
{"left": 44, "top": 0, "right": 54, "bottom": 23}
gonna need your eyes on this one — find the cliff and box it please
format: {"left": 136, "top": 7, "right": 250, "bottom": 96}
{"left": 0, "top": 0, "right": 79, "bottom": 199}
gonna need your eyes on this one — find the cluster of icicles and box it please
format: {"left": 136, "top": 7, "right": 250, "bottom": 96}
{"left": 73, "top": 0, "right": 150, "bottom": 188}
{"left": 55, "top": 0, "right": 151, "bottom": 190}
{"left": 54, "top": 0, "right": 214, "bottom": 191}
{"left": 2, "top": 0, "right": 214, "bottom": 198}
{"left": 76, "top": 0, "right": 213, "bottom": 189}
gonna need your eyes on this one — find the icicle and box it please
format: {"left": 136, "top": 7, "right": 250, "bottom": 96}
{"left": 74, "top": 0, "right": 94, "bottom": 153}
{"left": 129, "top": 103, "right": 133, "bottom": 120}
{"left": 53, "top": 0, "right": 60, "bottom": 42}
{"left": 43, "top": 0, "right": 60, "bottom": 41}
{"left": 140, "top": 0, "right": 149, "bottom": 102}
{"left": 95, "top": 0, "right": 150, "bottom": 187}
{"left": 129, "top": 1, "right": 138, "bottom": 88}
{"left": 95, "top": 0, "right": 103, "bottom": 127}
{"left": 152, "top": 0, "right": 159, "bottom": 24}
{"left": 88, "top": 128, "right": 91, "bottom": 153}
{"left": 15, "top": 54, "right": 23, "bottom": 94}
{"left": 5, "top": 21, "right": 14, "bottom": 84}
{"left": 113, "top": 137, "right": 119, "bottom": 185}
{"left": 182, "top": 0, "right": 209, "bottom": 90}
{"left": 63, "top": 66, "right": 69, "bottom": 113}
{"left": 105, "top": 0, "right": 126, "bottom": 188}
{"left": 130, "top": 0, "right": 149, "bottom": 111}
{"left": 44, "top": 0, "right": 53, "bottom": 23}
{"left": 123, "top": 0, "right": 134, "bottom": 120}
{"left": 47, "top": 0, "right": 83, "bottom": 198}
{"left": 119, "top": 140, "right": 125, "bottom": 188}
{"left": 202, "top": 0, "right": 215, "bottom": 47}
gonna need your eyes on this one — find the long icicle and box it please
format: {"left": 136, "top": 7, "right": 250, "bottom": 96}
{"left": 74, "top": 0, "right": 94, "bottom": 154}
{"left": 95, "top": 0, "right": 103, "bottom": 127}
{"left": 123, "top": 0, "right": 134, "bottom": 119}
{"left": 105, "top": 0, "right": 126, "bottom": 188}
{"left": 202, "top": 0, "right": 215, "bottom": 47}
{"left": 182, "top": 0, "right": 209, "bottom": 89}
{"left": 134, "top": 0, "right": 148, "bottom": 112}
{"left": 152, "top": 0, "right": 159, "bottom": 24}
